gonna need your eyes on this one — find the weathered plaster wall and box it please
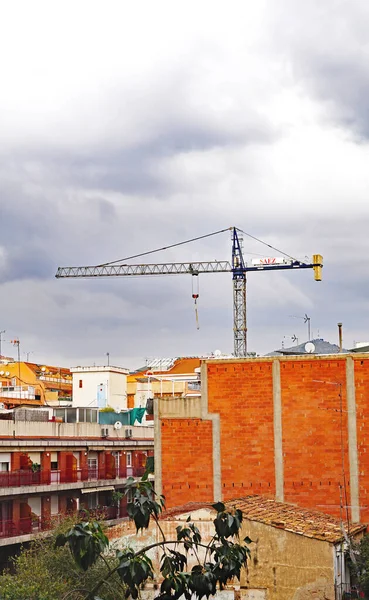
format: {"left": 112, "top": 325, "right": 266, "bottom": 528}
{"left": 241, "top": 519, "right": 335, "bottom": 600}
{"left": 107, "top": 508, "right": 337, "bottom": 600}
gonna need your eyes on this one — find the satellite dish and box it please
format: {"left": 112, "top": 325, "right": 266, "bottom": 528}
{"left": 214, "top": 349, "right": 222, "bottom": 357}
{"left": 0, "top": 371, "right": 4, "bottom": 376}
{"left": 304, "top": 342, "right": 316, "bottom": 354}
{"left": 114, "top": 421, "right": 122, "bottom": 430}
{"left": 41, "top": 366, "right": 47, "bottom": 372}
{"left": 114, "top": 408, "right": 121, "bottom": 414}
{"left": 5, "top": 371, "right": 10, "bottom": 377}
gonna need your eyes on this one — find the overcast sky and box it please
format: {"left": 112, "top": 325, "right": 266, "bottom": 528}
{"left": 1, "top": 0, "right": 368, "bottom": 369}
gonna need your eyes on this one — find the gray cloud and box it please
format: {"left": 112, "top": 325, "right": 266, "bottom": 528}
{"left": 0, "top": 1, "right": 368, "bottom": 367}
{"left": 267, "top": 0, "right": 369, "bottom": 139}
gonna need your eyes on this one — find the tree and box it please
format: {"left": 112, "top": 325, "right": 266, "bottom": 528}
{"left": 0, "top": 516, "right": 122, "bottom": 600}
{"left": 350, "top": 533, "right": 369, "bottom": 598}
{"left": 0, "top": 477, "right": 251, "bottom": 600}
{"left": 55, "top": 476, "right": 251, "bottom": 600}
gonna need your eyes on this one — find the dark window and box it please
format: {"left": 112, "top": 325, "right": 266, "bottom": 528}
{"left": 79, "top": 379, "right": 83, "bottom": 389}
{"left": 51, "top": 462, "right": 58, "bottom": 470}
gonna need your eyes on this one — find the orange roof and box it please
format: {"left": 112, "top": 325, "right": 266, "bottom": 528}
{"left": 129, "top": 358, "right": 201, "bottom": 381}
{"left": 25, "top": 363, "right": 71, "bottom": 377}
{"left": 165, "top": 357, "right": 201, "bottom": 375}
{"left": 161, "top": 496, "right": 366, "bottom": 543}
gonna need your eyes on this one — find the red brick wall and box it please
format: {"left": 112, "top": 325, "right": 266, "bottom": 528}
{"left": 280, "top": 359, "right": 348, "bottom": 517}
{"left": 161, "top": 418, "right": 213, "bottom": 507}
{"left": 207, "top": 362, "right": 275, "bottom": 500}
{"left": 354, "top": 357, "right": 369, "bottom": 522}
{"left": 159, "top": 355, "right": 369, "bottom": 521}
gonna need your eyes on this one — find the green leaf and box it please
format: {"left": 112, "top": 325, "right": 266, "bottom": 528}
{"left": 212, "top": 502, "right": 225, "bottom": 512}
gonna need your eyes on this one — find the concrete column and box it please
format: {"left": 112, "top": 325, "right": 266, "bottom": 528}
{"left": 40, "top": 452, "right": 51, "bottom": 485}
{"left": 80, "top": 450, "right": 88, "bottom": 480}
{"left": 346, "top": 357, "right": 360, "bottom": 523}
{"left": 11, "top": 452, "right": 21, "bottom": 472}
{"left": 58, "top": 495, "right": 67, "bottom": 515}
{"left": 98, "top": 451, "right": 106, "bottom": 479}
{"left": 272, "top": 360, "right": 284, "bottom": 502}
{"left": 154, "top": 397, "right": 162, "bottom": 497}
{"left": 41, "top": 496, "right": 51, "bottom": 530}
{"left": 200, "top": 363, "right": 221, "bottom": 502}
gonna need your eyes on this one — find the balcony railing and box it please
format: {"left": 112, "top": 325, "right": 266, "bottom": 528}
{"left": 0, "top": 505, "right": 123, "bottom": 540}
{"left": 0, "top": 465, "right": 147, "bottom": 489}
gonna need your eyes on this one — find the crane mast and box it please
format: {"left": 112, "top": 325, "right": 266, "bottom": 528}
{"left": 56, "top": 226, "right": 323, "bottom": 357}
{"left": 232, "top": 228, "right": 247, "bottom": 356}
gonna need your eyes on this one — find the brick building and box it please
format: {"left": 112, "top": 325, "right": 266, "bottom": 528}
{"left": 154, "top": 353, "right": 369, "bottom": 524}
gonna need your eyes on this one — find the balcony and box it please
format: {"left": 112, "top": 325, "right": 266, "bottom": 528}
{"left": 0, "top": 465, "right": 147, "bottom": 490}
{"left": 0, "top": 505, "right": 123, "bottom": 541}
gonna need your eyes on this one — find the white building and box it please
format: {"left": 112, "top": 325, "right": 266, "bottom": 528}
{"left": 71, "top": 365, "right": 129, "bottom": 411}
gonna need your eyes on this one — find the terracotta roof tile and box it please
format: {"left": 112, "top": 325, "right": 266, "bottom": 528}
{"left": 160, "top": 496, "right": 366, "bottom": 543}
{"left": 224, "top": 496, "right": 366, "bottom": 543}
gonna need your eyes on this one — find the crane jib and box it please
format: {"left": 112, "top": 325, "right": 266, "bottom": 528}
{"left": 56, "top": 260, "right": 320, "bottom": 279}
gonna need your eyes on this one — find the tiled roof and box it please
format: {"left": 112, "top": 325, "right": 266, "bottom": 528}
{"left": 129, "top": 357, "right": 201, "bottom": 382}
{"left": 166, "top": 358, "right": 201, "bottom": 375}
{"left": 26, "top": 363, "right": 71, "bottom": 377}
{"left": 224, "top": 496, "right": 365, "bottom": 543}
{"left": 160, "top": 496, "right": 366, "bottom": 543}
{"left": 161, "top": 502, "right": 214, "bottom": 519}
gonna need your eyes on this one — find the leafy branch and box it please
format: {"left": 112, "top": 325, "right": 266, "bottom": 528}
{"left": 55, "top": 478, "right": 251, "bottom": 600}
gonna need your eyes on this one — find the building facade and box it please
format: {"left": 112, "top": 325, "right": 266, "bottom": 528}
{"left": 71, "top": 365, "right": 129, "bottom": 410}
{"left": 155, "top": 353, "right": 369, "bottom": 524}
{"left": 107, "top": 496, "right": 365, "bottom": 600}
{"left": 0, "top": 410, "right": 153, "bottom": 549}
{"left": 0, "top": 361, "right": 72, "bottom": 407}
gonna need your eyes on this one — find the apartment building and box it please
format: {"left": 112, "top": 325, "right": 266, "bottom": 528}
{"left": 0, "top": 407, "right": 153, "bottom": 549}
{"left": 0, "top": 360, "right": 72, "bottom": 406}
{"left": 128, "top": 357, "right": 202, "bottom": 406}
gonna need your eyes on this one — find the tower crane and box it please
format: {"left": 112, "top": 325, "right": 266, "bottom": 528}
{"left": 55, "top": 226, "right": 323, "bottom": 357}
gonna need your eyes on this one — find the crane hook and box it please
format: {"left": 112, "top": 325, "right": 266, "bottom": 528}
{"left": 192, "top": 274, "right": 200, "bottom": 330}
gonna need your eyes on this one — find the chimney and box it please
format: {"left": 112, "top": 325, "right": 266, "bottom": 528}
{"left": 337, "top": 322, "right": 343, "bottom": 352}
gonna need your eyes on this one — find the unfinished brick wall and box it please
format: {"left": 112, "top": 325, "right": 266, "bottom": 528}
{"left": 161, "top": 418, "right": 213, "bottom": 507}
{"left": 354, "top": 357, "right": 369, "bottom": 522}
{"left": 280, "top": 359, "right": 349, "bottom": 518}
{"left": 158, "top": 354, "right": 369, "bottom": 523}
{"left": 207, "top": 361, "right": 275, "bottom": 500}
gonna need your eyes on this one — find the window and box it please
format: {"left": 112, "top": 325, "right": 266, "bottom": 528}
{"left": 51, "top": 462, "right": 58, "bottom": 471}
{"left": 88, "top": 458, "right": 98, "bottom": 474}
{"left": 126, "top": 452, "right": 132, "bottom": 467}
{"left": 0, "top": 462, "right": 9, "bottom": 472}
{"left": 79, "top": 379, "right": 83, "bottom": 388}
{"left": 66, "top": 409, "right": 77, "bottom": 423}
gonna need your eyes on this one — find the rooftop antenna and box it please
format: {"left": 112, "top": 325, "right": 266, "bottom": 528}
{"left": 289, "top": 314, "right": 311, "bottom": 341}
{"left": 106, "top": 352, "right": 110, "bottom": 367}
